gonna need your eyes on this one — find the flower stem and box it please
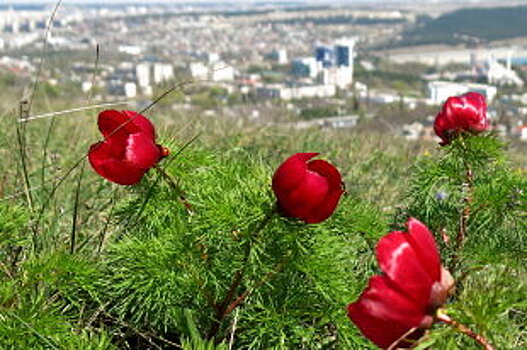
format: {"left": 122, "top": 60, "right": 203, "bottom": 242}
{"left": 457, "top": 160, "right": 474, "bottom": 247}
{"left": 153, "top": 165, "right": 193, "bottom": 214}
{"left": 224, "top": 251, "right": 291, "bottom": 315}
{"left": 451, "top": 137, "right": 474, "bottom": 271}
{"left": 207, "top": 206, "right": 277, "bottom": 341}
{"left": 436, "top": 311, "right": 494, "bottom": 350}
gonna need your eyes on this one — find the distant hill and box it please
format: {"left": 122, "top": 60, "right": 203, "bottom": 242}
{"left": 401, "top": 6, "right": 527, "bottom": 46}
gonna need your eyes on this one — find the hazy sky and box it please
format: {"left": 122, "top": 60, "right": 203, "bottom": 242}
{"left": 5, "top": 0, "right": 295, "bottom": 3}
{"left": 5, "top": 0, "right": 516, "bottom": 4}
{"left": 2, "top": 0, "right": 422, "bottom": 2}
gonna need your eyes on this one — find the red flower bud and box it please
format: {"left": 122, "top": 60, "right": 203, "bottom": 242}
{"left": 88, "top": 110, "right": 166, "bottom": 185}
{"left": 272, "top": 153, "right": 344, "bottom": 224}
{"left": 347, "top": 218, "right": 454, "bottom": 349}
{"left": 434, "top": 92, "right": 489, "bottom": 145}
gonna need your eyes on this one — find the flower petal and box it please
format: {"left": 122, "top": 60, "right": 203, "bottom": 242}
{"left": 406, "top": 218, "right": 441, "bottom": 283}
{"left": 461, "top": 92, "right": 488, "bottom": 131}
{"left": 272, "top": 153, "right": 319, "bottom": 194}
{"left": 306, "top": 159, "right": 342, "bottom": 191}
{"left": 98, "top": 110, "right": 155, "bottom": 139}
{"left": 122, "top": 110, "right": 156, "bottom": 138}
{"left": 272, "top": 153, "right": 344, "bottom": 223}
{"left": 88, "top": 141, "right": 145, "bottom": 185}
{"left": 433, "top": 92, "right": 488, "bottom": 145}
{"left": 348, "top": 275, "right": 427, "bottom": 349}
{"left": 302, "top": 188, "right": 344, "bottom": 223}
{"left": 125, "top": 133, "right": 161, "bottom": 170}
{"left": 376, "top": 231, "right": 434, "bottom": 308}
{"left": 277, "top": 170, "right": 329, "bottom": 221}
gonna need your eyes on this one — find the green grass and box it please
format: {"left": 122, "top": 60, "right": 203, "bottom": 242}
{"left": 0, "top": 74, "right": 526, "bottom": 349}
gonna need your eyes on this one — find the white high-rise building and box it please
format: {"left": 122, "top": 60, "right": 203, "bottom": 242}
{"left": 124, "top": 82, "right": 137, "bottom": 98}
{"left": 271, "top": 49, "right": 288, "bottom": 64}
{"left": 153, "top": 63, "right": 174, "bottom": 84}
{"left": 334, "top": 38, "right": 356, "bottom": 88}
{"left": 135, "top": 63, "right": 150, "bottom": 88}
{"left": 189, "top": 62, "right": 209, "bottom": 80}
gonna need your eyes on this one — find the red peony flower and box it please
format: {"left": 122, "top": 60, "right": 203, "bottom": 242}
{"left": 434, "top": 92, "right": 489, "bottom": 145}
{"left": 347, "top": 218, "right": 454, "bottom": 349}
{"left": 88, "top": 110, "right": 168, "bottom": 185}
{"left": 272, "top": 153, "right": 344, "bottom": 224}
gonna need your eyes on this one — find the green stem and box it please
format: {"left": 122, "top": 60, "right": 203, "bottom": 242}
{"left": 457, "top": 159, "right": 473, "bottom": 247}
{"left": 207, "top": 206, "right": 277, "bottom": 340}
{"left": 224, "top": 251, "right": 291, "bottom": 316}
{"left": 70, "top": 162, "right": 86, "bottom": 254}
{"left": 154, "top": 165, "right": 193, "bottom": 214}
{"left": 451, "top": 136, "right": 474, "bottom": 272}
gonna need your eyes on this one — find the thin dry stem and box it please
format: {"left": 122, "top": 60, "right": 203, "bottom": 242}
{"left": 27, "top": 0, "right": 63, "bottom": 111}
{"left": 18, "top": 102, "right": 131, "bottom": 123}
{"left": 228, "top": 308, "right": 240, "bottom": 350}
{"left": 387, "top": 327, "right": 419, "bottom": 350}
{"left": 436, "top": 311, "right": 494, "bottom": 350}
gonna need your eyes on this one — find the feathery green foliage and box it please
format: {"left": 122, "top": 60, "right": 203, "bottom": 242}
{"left": 1, "top": 71, "right": 526, "bottom": 348}
{"left": 97, "top": 145, "right": 385, "bottom": 347}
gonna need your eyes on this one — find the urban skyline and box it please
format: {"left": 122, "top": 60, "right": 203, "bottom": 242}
{"left": 1, "top": 0, "right": 527, "bottom": 142}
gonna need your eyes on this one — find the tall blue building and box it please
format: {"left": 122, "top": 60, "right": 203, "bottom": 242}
{"left": 335, "top": 39, "right": 355, "bottom": 67}
{"left": 315, "top": 46, "right": 334, "bottom": 68}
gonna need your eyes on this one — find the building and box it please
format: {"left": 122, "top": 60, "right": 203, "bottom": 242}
{"left": 312, "top": 38, "right": 356, "bottom": 88}
{"left": 334, "top": 38, "right": 355, "bottom": 88}
{"left": 135, "top": 63, "right": 151, "bottom": 88}
{"left": 487, "top": 54, "right": 524, "bottom": 87}
{"left": 107, "top": 81, "right": 137, "bottom": 98}
{"left": 319, "top": 66, "right": 353, "bottom": 88}
{"left": 292, "top": 57, "right": 318, "bottom": 78}
{"left": 270, "top": 49, "right": 288, "bottom": 64}
{"left": 118, "top": 45, "right": 142, "bottom": 56}
{"left": 519, "top": 127, "right": 527, "bottom": 141}
{"left": 153, "top": 63, "right": 174, "bottom": 84}
{"left": 189, "top": 61, "right": 235, "bottom": 82}
{"left": 189, "top": 62, "right": 209, "bottom": 81}
{"left": 207, "top": 52, "right": 220, "bottom": 64}
{"left": 210, "top": 63, "right": 235, "bottom": 82}
{"left": 293, "top": 115, "right": 358, "bottom": 130}
{"left": 427, "top": 81, "right": 497, "bottom": 104}
{"left": 315, "top": 45, "right": 334, "bottom": 68}
{"left": 335, "top": 38, "right": 355, "bottom": 68}
{"left": 124, "top": 82, "right": 137, "bottom": 98}
{"left": 256, "top": 83, "right": 336, "bottom": 100}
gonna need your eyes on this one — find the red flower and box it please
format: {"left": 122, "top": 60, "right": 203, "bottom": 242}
{"left": 272, "top": 153, "right": 344, "bottom": 224}
{"left": 347, "top": 218, "right": 454, "bottom": 349}
{"left": 434, "top": 92, "right": 489, "bottom": 145}
{"left": 88, "top": 110, "right": 168, "bottom": 185}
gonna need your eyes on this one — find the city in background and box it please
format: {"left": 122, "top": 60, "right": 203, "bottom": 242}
{"left": 2, "top": 0, "right": 527, "bottom": 143}
{"left": 1, "top": 2, "right": 526, "bottom": 349}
